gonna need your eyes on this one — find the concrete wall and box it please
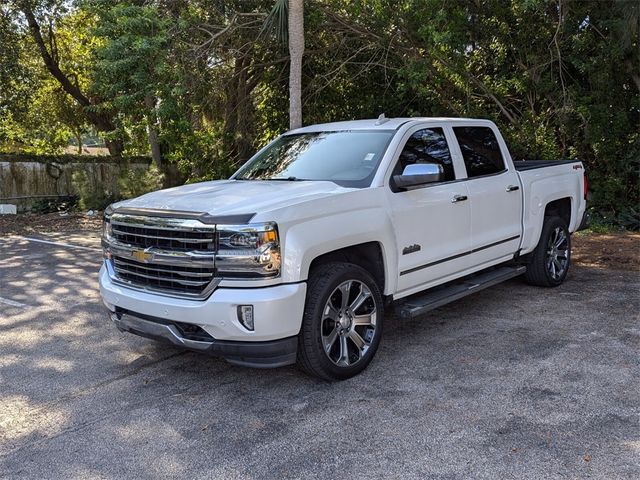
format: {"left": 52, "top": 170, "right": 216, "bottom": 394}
{"left": 0, "top": 154, "right": 153, "bottom": 211}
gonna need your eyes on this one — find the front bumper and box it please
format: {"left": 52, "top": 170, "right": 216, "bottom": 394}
{"left": 99, "top": 264, "right": 306, "bottom": 366}
{"left": 110, "top": 309, "right": 297, "bottom": 367}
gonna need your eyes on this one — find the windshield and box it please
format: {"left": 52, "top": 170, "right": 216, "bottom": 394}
{"left": 233, "top": 131, "right": 395, "bottom": 187}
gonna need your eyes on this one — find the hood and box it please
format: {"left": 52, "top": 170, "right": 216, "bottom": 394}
{"left": 113, "top": 179, "right": 353, "bottom": 218}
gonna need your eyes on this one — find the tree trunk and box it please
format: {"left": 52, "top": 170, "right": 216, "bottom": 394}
{"left": 20, "top": 3, "right": 124, "bottom": 156}
{"left": 222, "top": 57, "right": 242, "bottom": 163}
{"left": 288, "top": 0, "right": 304, "bottom": 130}
{"left": 144, "top": 95, "right": 162, "bottom": 167}
{"left": 75, "top": 130, "right": 83, "bottom": 154}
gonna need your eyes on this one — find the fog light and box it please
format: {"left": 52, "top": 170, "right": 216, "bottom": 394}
{"left": 237, "top": 305, "right": 254, "bottom": 331}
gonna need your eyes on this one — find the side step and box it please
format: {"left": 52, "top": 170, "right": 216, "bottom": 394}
{"left": 396, "top": 265, "right": 526, "bottom": 319}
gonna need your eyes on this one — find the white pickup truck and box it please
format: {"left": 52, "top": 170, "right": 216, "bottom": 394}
{"left": 99, "top": 117, "right": 588, "bottom": 380}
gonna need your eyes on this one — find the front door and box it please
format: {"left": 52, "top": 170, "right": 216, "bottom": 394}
{"left": 385, "top": 125, "right": 472, "bottom": 296}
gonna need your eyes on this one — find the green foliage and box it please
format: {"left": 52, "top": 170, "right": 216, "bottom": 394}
{"left": 2, "top": 0, "right": 638, "bottom": 228}
{"left": 117, "top": 162, "right": 164, "bottom": 199}
{"left": 72, "top": 168, "right": 115, "bottom": 210}
{"left": 0, "top": 5, "right": 95, "bottom": 154}
{"left": 71, "top": 159, "right": 162, "bottom": 209}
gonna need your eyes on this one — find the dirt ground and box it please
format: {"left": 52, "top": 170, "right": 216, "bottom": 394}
{"left": 1, "top": 212, "right": 639, "bottom": 271}
{"left": 0, "top": 212, "right": 102, "bottom": 237}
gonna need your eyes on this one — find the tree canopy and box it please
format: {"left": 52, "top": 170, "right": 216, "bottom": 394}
{"left": 0, "top": 0, "right": 638, "bottom": 227}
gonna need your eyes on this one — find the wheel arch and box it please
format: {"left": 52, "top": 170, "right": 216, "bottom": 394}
{"left": 308, "top": 242, "right": 387, "bottom": 294}
{"left": 544, "top": 197, "right": 572, "bottom": 225}
{"left": 521, "top": 195, "right": 575, "bottom": 255}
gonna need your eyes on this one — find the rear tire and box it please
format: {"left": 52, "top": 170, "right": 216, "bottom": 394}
{"left": 524, "top": 216, "right": 571, "bottom": 287}
{"left": 297, "top": 262, "right": 384, "bottom": 381}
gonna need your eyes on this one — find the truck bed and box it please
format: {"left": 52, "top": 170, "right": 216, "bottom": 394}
{"left": 513, "top": 160, "right": 579, "bottom": 171}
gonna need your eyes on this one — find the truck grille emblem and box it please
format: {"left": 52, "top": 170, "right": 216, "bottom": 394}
{"left": 131, "top": 249, "right": 154, "bottom": 263}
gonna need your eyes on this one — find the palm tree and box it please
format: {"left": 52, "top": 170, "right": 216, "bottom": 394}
{"left": 263, "top": 0, "right": 304, "bottom": 129}
{"left": 287, "top": 0, "right": 304, "bottom": 129}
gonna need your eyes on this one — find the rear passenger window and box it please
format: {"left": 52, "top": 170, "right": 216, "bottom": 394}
{"left": 453, "top": 126, "right": 505, "bottom": 178}
{"left": 392, "top": 128, "right": 455, "bottom": 181}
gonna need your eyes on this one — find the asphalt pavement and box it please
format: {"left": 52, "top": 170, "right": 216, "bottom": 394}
{"left": 0, "top": 234, "right": 638, "bottom": 479}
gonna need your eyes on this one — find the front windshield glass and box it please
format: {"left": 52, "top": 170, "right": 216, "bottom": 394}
{"left": 233, "top": 131, "right": 395, "bottom": 187}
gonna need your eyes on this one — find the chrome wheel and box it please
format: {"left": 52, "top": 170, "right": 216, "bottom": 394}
{"left": 546, "top": 226, "right": 569, "bottom": 280}
{"left": 321, "top": 280, "right": 377, "bottom": 367}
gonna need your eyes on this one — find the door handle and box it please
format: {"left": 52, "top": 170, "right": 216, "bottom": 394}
{"left": 451, "top": 194, "right": 468, "bottom": 203}
{"left": 506, "top": 185, "right": 520, "bottom": 192}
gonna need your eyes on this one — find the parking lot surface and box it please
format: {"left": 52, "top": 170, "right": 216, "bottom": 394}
{"left": 1, "top": 234, "right": 638, "bottom": 479}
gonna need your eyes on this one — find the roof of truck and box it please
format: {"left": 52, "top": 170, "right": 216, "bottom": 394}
{"left": 287, "top": 117, "right": 493, "bottom": 134}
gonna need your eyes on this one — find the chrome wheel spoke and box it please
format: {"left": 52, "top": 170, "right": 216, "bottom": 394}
{"left": 323, "top": 327, "right": 339, "bottom": 354}
{"left": 338, "top": 335, "right": 350, "bottom": 366}
{"left": 555, "top": 230, "right": 566, "bottom": 248}
{"left": 324, "top": 302, "right": 340, "bottom": 322}
{"left": 339, "top": 281, "right": 352, "bottom": 310}
{"left": 348, "top": 329, "right": 366, "bottom": 355}
{"left": 349, "top": 285, "right": 371, "bottom": 313}
{"left": 353, "top": 312, "right": 374, "bottom": 326}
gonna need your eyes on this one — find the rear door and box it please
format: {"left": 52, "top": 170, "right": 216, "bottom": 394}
{"left": 450, "top": 125, "right": 522, "bottom": 264}
{"left": 384, "top": 125, "right": 471, "bottom": 295}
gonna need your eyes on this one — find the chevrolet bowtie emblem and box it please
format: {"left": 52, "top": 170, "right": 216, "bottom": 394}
{"left": 131, "top": 249, "right": 153, "bottom": 263}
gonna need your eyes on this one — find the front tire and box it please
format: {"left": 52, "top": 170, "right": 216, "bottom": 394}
{"left": 297, "top": 262, "right": 384, "bottom": 381}
{"left": 524, "top": 216, "right": 571, "bottom": 287}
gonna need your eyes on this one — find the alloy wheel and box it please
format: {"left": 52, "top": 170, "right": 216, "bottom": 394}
{"left": 320, "top": 280, "right": 377, "bottom": 367}
{"left": 546, "top": 226, "right": 569, "bottom": 280}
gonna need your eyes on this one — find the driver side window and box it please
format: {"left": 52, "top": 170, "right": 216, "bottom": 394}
{"left": 392, "top": 127, "right": 455, "bottom": 182}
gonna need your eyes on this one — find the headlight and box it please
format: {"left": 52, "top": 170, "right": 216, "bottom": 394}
{"left": 102, "top": 205, "right": 114, "bottom": 242}
{"left": 102, "top": 205, "right": 114, "bottom": 260}
{"left": 216, "top": 222, "right": 280, "bottom": 279}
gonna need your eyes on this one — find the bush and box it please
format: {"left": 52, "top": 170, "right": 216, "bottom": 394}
{"left": 31, "top": 195, "right": 78, "bottom": 214}
{"left": 72, "top": 169, "right": 115, "bottom": 210}
{"left": 117, "top": 162, "right": 164, "bottom": 199}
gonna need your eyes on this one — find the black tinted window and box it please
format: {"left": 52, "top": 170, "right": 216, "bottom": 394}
{"left": 392, "top": 128, "right": 454, "bottom": 181}
{"left": 453, "top": 126, "right": 505, "bottom": 177}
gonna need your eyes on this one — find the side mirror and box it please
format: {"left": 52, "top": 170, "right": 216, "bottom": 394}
{"left": 393, "top": 163, "right": 444, "bottom": 189}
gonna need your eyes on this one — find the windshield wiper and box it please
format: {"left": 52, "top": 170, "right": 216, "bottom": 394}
{"left": 268, "top": 176, "right": 306, "bottom": 181}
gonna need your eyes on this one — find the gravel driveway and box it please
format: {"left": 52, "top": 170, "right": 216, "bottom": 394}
{"left": 0, "top": 233, "right": 638, "bottom": 479}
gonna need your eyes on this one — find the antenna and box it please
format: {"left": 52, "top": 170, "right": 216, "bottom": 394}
{"left": 375, "top": 113, "right": 390, "bottom": 125}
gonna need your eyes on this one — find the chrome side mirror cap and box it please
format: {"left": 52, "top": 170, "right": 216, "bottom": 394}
{"left": 393, "top": 163, "right": 444, "bottom": 189}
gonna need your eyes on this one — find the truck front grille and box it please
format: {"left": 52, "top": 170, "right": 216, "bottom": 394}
{"left": 112, "top": 224, "right": 215, "bottom": 252}
{"left": 112, "top": 256, "right": 216, "bottom": 296}
{"left": 105, "top": 212, "right": 219, "bottom": 299}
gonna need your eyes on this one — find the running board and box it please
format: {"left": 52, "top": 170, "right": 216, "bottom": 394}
{"left": 396, "top": 266, "right": 526, "bottom": 319}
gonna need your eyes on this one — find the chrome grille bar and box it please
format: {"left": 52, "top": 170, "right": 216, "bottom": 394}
{"left": 113, "top": 257, "right": 213, "bottom": 277}
{"left": 111, "top": 227, "right": 213, "bottom": 243}
{"left": 112, "top": 264, "right": 211, "bottom": 286}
